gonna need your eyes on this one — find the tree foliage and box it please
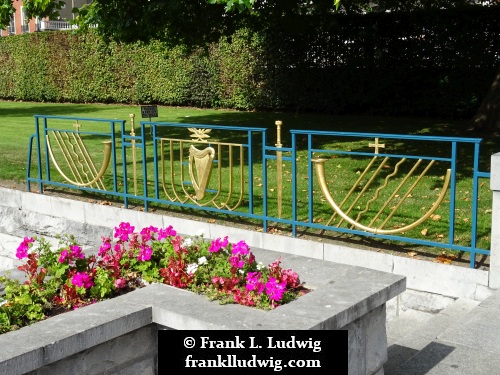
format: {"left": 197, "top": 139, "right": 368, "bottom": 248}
{"left": 2, "top": 1, "right": 491, "bottom": 42}
{"left": 2, "top": 0, "right": 499, "bottom": 129}
{"left": 0, "top": 0, "right": 65, "bottom": 29}
{"left": 0, "top": 0, "right": 15, "bottom": 28}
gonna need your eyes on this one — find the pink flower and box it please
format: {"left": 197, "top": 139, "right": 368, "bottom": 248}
{"left": 99, "top": 238, "right": 111, "bottom": 256}
{"left": 114, "top": 278, "right": 126, "bottom": 289}
{"left": 58, "top": 249, "right": 69, "bottom": 263}
{"left": 265, "top": 278, "right": 287, "bottom": 302}
{"left": 209, "top": 236, "right": 228, "bottom": 253}
{"left": 71, "top": 272, "right": 94, "bottom": 289}
{"left": 231, "top": 240, "right": 249, "bottom": 255}
{"left": 246, "top": 272, "right": 265, "bottom": 294}
{"left": 70, "top": 245, "right": 85, "bottom": 259}
{"left": 140, "top": 226, "right": 158, "bottom": 242}
{"left": 16, "top": 237, "right": 34, "bottom": 259}
{"left": 229, "top": 255, "right": 245, "bottom": 269}
{"left": 114, "top": 222, "right": 135, "bottom": 242}
{"left": 158, "top": 225, "right": 176, "bottom": 240}
{"left": 137, "top": 245, "right": 152, "bottom": 261}
{"left": 282, "top": 268, "right": 301, "bottom": 289}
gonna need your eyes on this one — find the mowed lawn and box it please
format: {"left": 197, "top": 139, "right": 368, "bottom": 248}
{"left": 1, "top": 100, "right": 497, "bottom": 266}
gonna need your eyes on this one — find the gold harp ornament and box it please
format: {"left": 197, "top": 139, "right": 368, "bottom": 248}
{"left": 188, "top": 145, "right": 215, "bottom": 200}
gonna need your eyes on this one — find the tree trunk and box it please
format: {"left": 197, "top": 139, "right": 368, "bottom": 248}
{"left": 471, "top": 66, "right": 500, "bottom": 132}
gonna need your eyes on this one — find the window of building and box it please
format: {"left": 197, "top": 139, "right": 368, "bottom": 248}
{"left": 20, "top": 7, "right": 29, "bottom": 33}
{"left": 8, "top": 16, "right": 15, "bottom": 35}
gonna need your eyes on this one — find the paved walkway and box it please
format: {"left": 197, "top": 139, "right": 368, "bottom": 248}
{"left": 385, "top": 287, "right": 500, "bottom": 375}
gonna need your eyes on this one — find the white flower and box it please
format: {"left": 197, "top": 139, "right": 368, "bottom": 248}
{"left": 256, "top": 262, "right": 265, "bottom": 270}
{"left": 186, "top": 263, "right": 198, "bottom": 275}
{"left": 196, "top": 228, "right": 206, "bottom": 237}
{"left": 198, "top": 256, "right": 207, "bottom": 265}
{"left": 238, "top": 269, "right": 245, "bottom": 275}
{"left": 182, "top": 238, "right": 193, "bottom": 247}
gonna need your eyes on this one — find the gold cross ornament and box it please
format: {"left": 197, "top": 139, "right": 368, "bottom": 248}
{"left": 369, "top": 138, "right": 385, "bottom": 154}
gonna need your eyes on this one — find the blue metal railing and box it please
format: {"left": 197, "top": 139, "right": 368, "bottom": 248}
{"left": 27, "top": 115, "right": 491, "bottom": 268}
{"left": 27, "top": 115, "right": 125, "bottom": 198}
{"left": 287, "top": 130, "right": 491, "bottom": 268}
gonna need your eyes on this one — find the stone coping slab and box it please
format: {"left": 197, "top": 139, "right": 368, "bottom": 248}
{"left": 0, "top": 186, "right": 489, "bottom": 302}
{"left": 0, "top": 248, "right": 405, "bottom": 375}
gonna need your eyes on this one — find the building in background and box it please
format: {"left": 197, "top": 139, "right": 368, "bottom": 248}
{"left": 0, "top": 0, "right": 91, "bottom": 37}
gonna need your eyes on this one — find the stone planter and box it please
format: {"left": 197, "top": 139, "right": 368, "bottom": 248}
{"left": 0, "top": 246, "right": 405, "bottom": 375}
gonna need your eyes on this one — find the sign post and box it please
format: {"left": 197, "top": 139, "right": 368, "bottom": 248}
{"left": 140, "top": 105, "right": 158, "bottom": 121}
{"left": 140, "top": 105, "right": 158, "bottom": 135}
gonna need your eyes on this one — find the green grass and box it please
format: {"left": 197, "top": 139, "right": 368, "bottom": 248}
{"left": 1, "top": 100, "right": 497, "bottom": 267}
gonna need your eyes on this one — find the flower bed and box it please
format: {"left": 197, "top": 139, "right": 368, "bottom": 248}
{"left": 0, "top": 222, "right": 309, "bottom": 334}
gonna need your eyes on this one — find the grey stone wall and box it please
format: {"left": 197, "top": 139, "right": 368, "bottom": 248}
{"left": 0, "top": 205, "right": 113, "bottom": 248}
{"left": 25, "top": 324, "right": 158, "bottom": 375}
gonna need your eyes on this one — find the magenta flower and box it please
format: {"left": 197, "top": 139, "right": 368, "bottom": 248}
{"left": 98, "top": 239, "right": 111, "bottom": 256}
{"left": 58, "top": 249, "right": 69, "bottom": 263}
{"left": 209, "top": 236, "right": 228, "bottom": 253}
{"left": 70, "top": 245, "right": 85, "bottom": 259}
{"left": 158, "top": 225, "right": 176, "bottom": 240}
{"left": 71, "top": 272, "right": 94, "bottom": 289}
{"left": 229, "top": 255, "right": 245, "bottom": 269}
{"left": 16, "top": 237, "right": 34, "bottom": 259}
{"left": 265, "top": 278, "right": 287, "bottom": 302}
{"left": 246, "top": 272, "right": 265, "bottom": 294}
{"left": 137, "top": 245, "right": 153, "bottom": 261}
{"left": 114, "top": 222, "right": 135, "bottom": 242}
{"left": 140, "top": 226, "right": 158, "bottom": 242}
{"left": 231, "top": 240, "right": 249, "bottom": 256}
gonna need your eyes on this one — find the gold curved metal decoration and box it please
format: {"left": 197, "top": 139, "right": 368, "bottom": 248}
{"left": 326, "top": 156, "right": 379, "bottom": 226}
{"left": 313, "top": 158, "right": 451, "bottom": 234}
{"left": 188, "top": 145, "right": 215, "bottom": 200}
{"left": 161, "top": 139, "right": 189, "bottom": 204}
{"left": 159, "top": 132, "right": 245, "bottom": 211}
{"left": 217, "top": 144, "right": 245, "bottom": 211}
{"left": 337, "top": 156, "right": 390, "bottom": 227}
{"left": 46, "top": 133, "right": 112, "bottom": 188}
{"left": 355, "top": 158, "right": 407, "bottom": 225}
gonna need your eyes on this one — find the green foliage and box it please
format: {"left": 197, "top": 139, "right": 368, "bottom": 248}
{"left": 22, "top": 0, "right": 65, "bottom": 20}
{"left": 72, "top": 0, "right": 238, "bottom": 46}
{"left": 0, "top": 5, "right": 498, "bottom": 118}
{"left": 0, "top": 35, "right": 15, "bottom": 98}
{"left": 0, "top": 274, "right": 56, "bottom": 334}
{"left": 0, "top": 0, "right": 14, "bottom": 30}
{"left": 0, "top": 0, "right": 64, "bottom": 29}
{"left": 90, "top": 268, "right": 115, "bottom": 299}
{"left": 208, "top": 0, "right": 255, "bottom": 12}
{"left": 214, "top": 27, "right": 267, "bottom": 110}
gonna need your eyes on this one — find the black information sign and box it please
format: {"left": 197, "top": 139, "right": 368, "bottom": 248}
{"left": 141, "top": 105, "right": 158, "bottom": 119}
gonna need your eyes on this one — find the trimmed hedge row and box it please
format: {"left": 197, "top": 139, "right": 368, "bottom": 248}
{"left": 0, "top": 6, "right": 498, "bottom": 118}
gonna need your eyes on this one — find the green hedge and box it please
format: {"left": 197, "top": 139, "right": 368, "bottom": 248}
{"left": 0, "top": 6, "right": 498, "bottom": 119}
